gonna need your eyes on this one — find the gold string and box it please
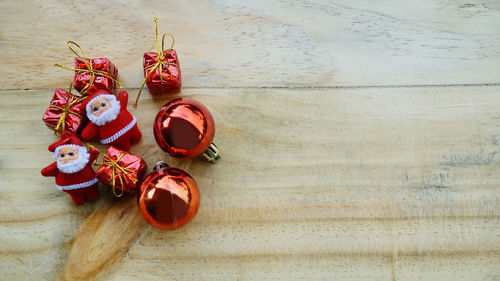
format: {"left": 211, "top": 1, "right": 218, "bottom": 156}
{"left": 133, "top": 16, "right": 178, "bottom": 108}
{"left": 87, "top": 144, "right": 138, "bottom": 198}
{"left": 49, "top": 83, "right": 85, "bottom": 138}
{"left": 54, "top": 41, "right": 122, "bottom": 95}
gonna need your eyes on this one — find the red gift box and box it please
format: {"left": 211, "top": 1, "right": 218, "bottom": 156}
{"left": 143, "top": 49, "right": 181, "bottom": 94}
{"left": 73, "top": 57, "right": 118, "bottom": 94}
{"left": 42, "top": 88, "right": 87, "bottom": 135}
{"left": 55, "top": 41, "right": 120, "bottom": 95}
{"left": 96, "top": 146, "right": 147, "bottom": 196}
{"left": 134, "top": 17, "right": 181, "bottom": 107}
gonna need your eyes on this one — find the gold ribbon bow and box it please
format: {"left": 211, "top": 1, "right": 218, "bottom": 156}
{"left": 54, "top": 41, "right": 122, "bottom": 95}
{"left": 134, "top": 16, "right": 178, "bottom": 108}
{"left": 87, "top": 144, "right": 138, "bottom": 198}
{"left": 49, "top": 84, "right": 85, "bottom": 137}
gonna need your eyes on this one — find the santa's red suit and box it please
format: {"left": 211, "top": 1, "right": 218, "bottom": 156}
{"left": 41, "top": 131, "right": 100, "bottom": 205}
{"left": 81, "top": 89, "right": 142, "bottom": 151}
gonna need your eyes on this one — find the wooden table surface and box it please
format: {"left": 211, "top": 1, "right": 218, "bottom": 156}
{"left": 1, "top": 1, "right": 499, "bottom": 280}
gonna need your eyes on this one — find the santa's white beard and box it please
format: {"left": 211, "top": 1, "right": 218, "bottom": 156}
{"left": 87, "top": 95, "right": 121, "bottom": 126}
{"left": 55, "top": 146, "right": 91, "bottom": 174}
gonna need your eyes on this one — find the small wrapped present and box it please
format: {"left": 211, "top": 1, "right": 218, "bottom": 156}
{"left": 135, "top": 16, "right": 181, "bottom": 107}
{"left": 73, "top": 57, "right": 118, "bottom": 94}
{"left": 55, "top": 41, "right": 121, "bottom": 95}
{"left": 142, "top": 49, "right": 181, "bottom": 95}
{"left": 42, "top": 87, "right": 87, "bottom": 135}
{"left": 92, "top": 145, "right": 147, "bottom": 197}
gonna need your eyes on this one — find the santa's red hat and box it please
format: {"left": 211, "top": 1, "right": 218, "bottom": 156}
{"left": 48, "top": 131, "right": 83, "bottom": 152}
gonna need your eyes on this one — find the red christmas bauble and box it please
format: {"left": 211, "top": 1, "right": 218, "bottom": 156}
{"left": 137, "top": 161, "right": 200, "bottom": 230}
{"left": 153, "top": 98, "right": 215, "bottom": 159}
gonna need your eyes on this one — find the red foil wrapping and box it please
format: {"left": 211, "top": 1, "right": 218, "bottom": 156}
{"left": 74, "top": 57, "right": 118, "bottom": 94}
{"left": 42, "top": 88, "right": 87, "bottom": 135}
{"left": 143, "top": 50, "right": 181, "bottom": 94}
{"left": 96, "top": 146, "right": 147, "bottom": 194}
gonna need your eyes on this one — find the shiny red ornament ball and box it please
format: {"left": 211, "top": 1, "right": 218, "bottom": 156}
{"left": 137, "top": 161, "right": 200, "bottom": 230}
{"left": 153, "top": 98, "right": 220, "bottom": 162}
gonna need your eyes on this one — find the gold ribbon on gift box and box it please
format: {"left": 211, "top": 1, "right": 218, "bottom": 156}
{"left": 134, "top": 16, "right": 179, "bottom": 108}
{"left": 87, "top": 144, "right": 137, "bottom": 198}
{"left": 50, "top": 83, "right": 85, "bottom": 138}
{"left": 54, "top": 41, "right": 123, "bottom": 95}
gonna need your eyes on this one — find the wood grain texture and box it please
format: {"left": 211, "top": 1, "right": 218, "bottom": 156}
{"left": 1, "top": 0, "right": 500, "bottom": 280}
{"left": 1, "top": 0, "right": 500, "bottom": 89}
{"left": 1, "top": 87, "right": 500, "bottom": 280}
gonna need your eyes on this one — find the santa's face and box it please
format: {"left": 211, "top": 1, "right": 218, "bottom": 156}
{"left": 89, "top": 97, "right": 112, "bottom": 117}
{"left": 86, "top": 94, "right": 121, "bottom": 126}
{"left": 54, "top": 145, "right": 91, "bottom": 174}
{"left": 57, "top": 146, "right": 79, "bottom": 164}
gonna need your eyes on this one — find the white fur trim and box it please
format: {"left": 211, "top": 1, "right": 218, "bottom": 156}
{"left": 55, "top": 145, "right": 90, "bottom": 174}
{"left": 56, "top": 178, "right": 98, "bottom": 190}
{"left": 100, "top": 116, "right": 137, "bottom": 144}
{"left": 86, "top": 94, "right": 121, "bottom": 126}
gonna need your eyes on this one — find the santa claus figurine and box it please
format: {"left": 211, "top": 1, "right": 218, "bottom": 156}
{"left": 81, "top": 87, "right": 142, "bottom": 151}
{"left": 41, "top": 131, "right": 100, "bottom": 205}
